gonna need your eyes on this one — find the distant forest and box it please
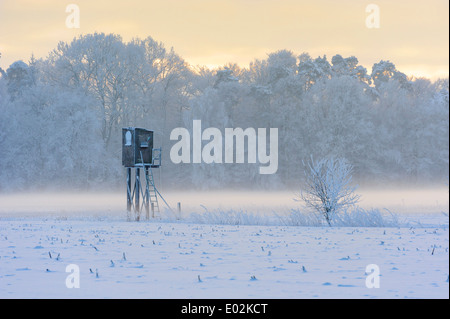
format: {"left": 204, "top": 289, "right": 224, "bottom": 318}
{"left": 0, "top": 33, "right": 448, "bottom": 191}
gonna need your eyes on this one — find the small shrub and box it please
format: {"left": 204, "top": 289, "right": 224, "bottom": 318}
{"left": 300, "top": 157, "right": 360, "bottom": 226}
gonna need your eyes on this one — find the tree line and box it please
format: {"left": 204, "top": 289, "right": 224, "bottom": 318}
{"left": 0, "top": 33, "right": 448, "bottom": 191}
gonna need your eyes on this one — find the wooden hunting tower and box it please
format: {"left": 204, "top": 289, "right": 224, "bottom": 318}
{"left": 122, "top": 127, "right": 169, "bottom": 220}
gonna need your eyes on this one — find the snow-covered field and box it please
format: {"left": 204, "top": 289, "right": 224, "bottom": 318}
{"left": 0, "top": 190, "right": 448, "bottom": 299}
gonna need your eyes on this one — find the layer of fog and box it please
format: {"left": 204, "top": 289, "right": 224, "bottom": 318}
{"left": 0, "top": 187, "right": 448, "bottom": 218}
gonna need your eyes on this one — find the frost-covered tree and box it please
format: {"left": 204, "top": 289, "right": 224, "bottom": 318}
{"left": 5, "top": 60, "right": 35, "bottom": 100}
{"left": 187, "top": 66, "right": 245, "bottom": 188}
{"left": 266, "top": 50, "right": 297, "bottom": 84}
{"left": 0, "top": 73, "right": 107, "bottom": 190}
{"left": 298, "top": 55, "right": 331, "bottom": 90}
{"left": 46, "top": 33, "right": 130, "bottom": 149}
{"left": 214, "top": 67, "right": 239, "bottom": 88}
{"left": 0, "top": 53, "right": 5, "bottom": 77}
{"left": 371, "top": 60, "right": 410, "bottom": 90}
{"left": 299, "top": 75, "right": 375, "bottom": 180}
{"left": 300, "top": 157, "right": 360, "bottom": 226}
{"left": 0, "top": 65, "right": 9, "bottom": 190}
{"left": 331, "top": 54, "right": 371, "bottom": 85}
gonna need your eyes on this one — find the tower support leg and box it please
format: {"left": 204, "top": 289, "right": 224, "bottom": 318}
{"left": 145, "top": 167, "right": 150, "bottom": 220}
{"left": 135, "top": 168, "right": 140, "bottom": 220}
{"left": 127, "top": 168, "right": 132, "bottom": 213}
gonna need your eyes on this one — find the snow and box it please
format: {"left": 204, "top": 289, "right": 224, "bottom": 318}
{"left": 0, "top": 191, "right": 448, "bottom": 299}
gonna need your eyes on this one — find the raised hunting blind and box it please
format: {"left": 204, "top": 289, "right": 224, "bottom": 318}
{"left": 122, "top": 127, "right": 170, "bottom": 220}
{"left": 122, "top": 127, "right": 154, "bottom": 167}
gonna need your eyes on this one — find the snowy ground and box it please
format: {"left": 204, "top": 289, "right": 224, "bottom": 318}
{"left": 0, "top": 190, "right": 448, "bottom": 299}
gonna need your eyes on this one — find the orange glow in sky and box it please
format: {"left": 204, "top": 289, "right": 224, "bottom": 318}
{"left": 0, "top": 0, "right": 448, "bottom": 79}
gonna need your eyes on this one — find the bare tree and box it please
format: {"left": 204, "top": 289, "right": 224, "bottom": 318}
{"left": 301, "top": 157, "right": 360, "bottom": 226}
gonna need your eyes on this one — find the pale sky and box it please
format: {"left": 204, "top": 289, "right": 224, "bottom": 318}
{"left": 0, "top": 0, "right": 448, "bottom": 79}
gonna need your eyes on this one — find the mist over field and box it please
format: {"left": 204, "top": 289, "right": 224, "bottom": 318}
{"left": 1, "top": 187, "right": 448, "bottom": 299}
{"left": 0, "top": 188, "right": 448, "bottom": 220}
